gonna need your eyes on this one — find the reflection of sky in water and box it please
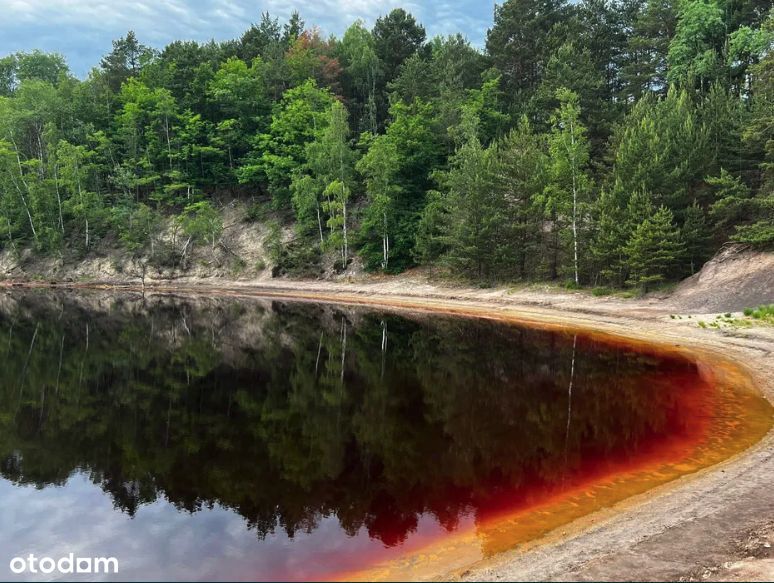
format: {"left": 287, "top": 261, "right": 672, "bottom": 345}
{"left": 0, "top": 472, "right": 471, "bottom": 581}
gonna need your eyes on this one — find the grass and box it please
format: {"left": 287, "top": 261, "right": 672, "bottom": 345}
{"left": 696, "top": 304, "right": 774, "bottom": 329}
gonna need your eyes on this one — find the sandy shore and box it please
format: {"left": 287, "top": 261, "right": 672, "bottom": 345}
{"left": 3, "top": 275, "right": 774, "bottom": 581}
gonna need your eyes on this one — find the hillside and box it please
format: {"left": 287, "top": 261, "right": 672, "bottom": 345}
{"left": 670, "top": 245, "right": 774, "bottom": 312}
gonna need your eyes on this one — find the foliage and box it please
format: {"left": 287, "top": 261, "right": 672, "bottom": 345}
{"left": 177, "top": 201, "right": 223, "bottom": 251}
{"left": 0, "top": 4, "right": 771, "bottom": 287}
{"left": 625, "top": 206, "right": 685, "bottom": 289}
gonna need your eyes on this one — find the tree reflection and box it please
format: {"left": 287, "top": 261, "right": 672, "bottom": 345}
{"left": 0, "top": 291, "right": 705, "bottom": 546}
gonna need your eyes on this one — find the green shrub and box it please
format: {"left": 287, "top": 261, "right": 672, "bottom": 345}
{"left": 178, "top": 201, "right": 223, "bottom": 252}
{"left": 742, "top": 304, "right": 774, "bottom": 320}
{"left": 592, "top": 287, "right": 612, "bottom": 296}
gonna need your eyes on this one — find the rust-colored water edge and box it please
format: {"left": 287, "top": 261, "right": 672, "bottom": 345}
{"left": 329, "top": 318, "right": 774, "bottom": 582}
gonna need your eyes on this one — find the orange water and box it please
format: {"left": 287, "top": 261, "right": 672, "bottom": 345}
{"left": 336, "top": 337, "right": 773, "bottom": 582}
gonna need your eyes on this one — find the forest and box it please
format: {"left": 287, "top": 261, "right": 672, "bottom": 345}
{"left": 0, "top": 0, "right": 772, "bottom": 289}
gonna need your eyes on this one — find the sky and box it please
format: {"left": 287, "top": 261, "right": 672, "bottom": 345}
{"left": 0, "top": 0, "right": 495, "bottom": 78}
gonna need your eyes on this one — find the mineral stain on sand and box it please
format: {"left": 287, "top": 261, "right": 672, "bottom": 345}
{"left": 0, "top": 290, "right": 770, "bottom": 581}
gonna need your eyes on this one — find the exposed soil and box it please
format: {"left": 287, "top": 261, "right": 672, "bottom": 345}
{"left": 1, "top": 246, "right": 773, "bottom": 582}
{"left": 670, "top": 244, "right": 774, "bottom": 313}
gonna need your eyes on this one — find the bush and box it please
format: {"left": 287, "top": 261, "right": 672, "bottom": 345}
{"left": 268, "top": 237, "right": 322, "bottom": 278}
{"left": 592, "top": 287, "right": 612, "bottom": 296}
{"left": 113, "top": 202, "right": 162, "bottom": 253}
{"left": 177, "top": 201, "right": 223, "bottom": 252}
{"left": 750, "top": 304, "right": 774, "bottom": 319}
{"left": 246, "top": 202, "right": 270, "bottom": 222}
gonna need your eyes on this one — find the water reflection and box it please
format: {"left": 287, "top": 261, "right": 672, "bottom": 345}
{"left": 0, "top": 290, "right": 709, "bottom": 580}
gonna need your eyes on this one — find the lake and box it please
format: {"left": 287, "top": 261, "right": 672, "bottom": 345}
{"left": 0, "top": 289, "right": 770, "bottom": 581}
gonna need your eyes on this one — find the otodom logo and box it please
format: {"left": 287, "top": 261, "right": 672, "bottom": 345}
{"left": 9, "top": 553, "right": 118, "bottom": 575}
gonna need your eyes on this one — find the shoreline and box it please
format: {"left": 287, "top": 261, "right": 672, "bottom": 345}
{"left": 3, "top": 276, "right": 774, "bottom": 581}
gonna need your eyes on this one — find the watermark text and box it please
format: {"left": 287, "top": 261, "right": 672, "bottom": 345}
{"left": 9, "top": 553, "right": 118, "bottom": 575}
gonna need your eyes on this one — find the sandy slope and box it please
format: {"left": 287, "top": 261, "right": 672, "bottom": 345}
{"left": 2, "top": 276, "right": 774, "bottom": 581}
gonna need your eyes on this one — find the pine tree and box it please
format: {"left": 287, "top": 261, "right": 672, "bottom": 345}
{"left": 625, "top": 205, "right": 685, "bottom": 290}
{"left": 434, "top": 113, "right": 503, "bottom": 278}
{"left": 611, "top": 88, "right": 710, "bottom": 215}
{"left": 681, "top": 200, "right": 711, "bottom": 273}
{"left": 491, "top": 116, "right": 548, "bottom": 278}
{"left": 591, "top": 187, "right": 628, "bottom": 286}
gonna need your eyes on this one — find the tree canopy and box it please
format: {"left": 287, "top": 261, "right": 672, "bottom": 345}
{"left": 0, "top": 3, "right": 772, "bottom": 287}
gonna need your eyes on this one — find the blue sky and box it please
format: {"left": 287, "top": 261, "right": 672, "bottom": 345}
{"left": 0, "top": 0, "right": 494, "bottom": 78}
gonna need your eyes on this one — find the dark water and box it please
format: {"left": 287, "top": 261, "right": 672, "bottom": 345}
{"left": 0, "top": 290, "right": 712, "bottom": 580}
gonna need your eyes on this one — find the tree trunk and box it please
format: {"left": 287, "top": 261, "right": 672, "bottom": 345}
{"left": 316, "top": 202, "right": 324, "bottom": 245}
{"left": 53, "top": 163, "right": 64, "bottom": 233}
{"left": 569, "top": 120, "right": 580, "bottom": 286}
{"left": 382, "top": 211, "right": 389, "bottom": 270}
{"left": 10, "top": 141, "right": 38, "bottom": 243}
{"left": 340, "top": 318, "right": 347, "bottom": 385}
{"left": 342, "top": 199, "right": 348, "bottom": 266}
{"left": 564, "top": 334, "right": 577, "bottom": 470}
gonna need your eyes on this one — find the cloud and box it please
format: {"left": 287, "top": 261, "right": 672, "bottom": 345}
{"left": 0, "top": 0, "right": 493, "bottom": 77}
{"left": 0, "top": 472, "right": 473, "bottom": 580}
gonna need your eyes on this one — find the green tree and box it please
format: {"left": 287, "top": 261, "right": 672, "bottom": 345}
{"left": 372, "top": 9, "right": 426, "bottom": 84}
{"left": 681, "top": 200, "right": 711, "bottom": 273}
{"left": 178, "top": 200, "right": 223, "bottom": 252}
{"left": 321, "top": 180, "right": 351, "bottom": 266}
{"left": 666, "top": 0, "right": 725, "bottom": 89}
{"left": 0, "top": 50, "right": 70, "bottom": 96}
{"left": 339, "top": 21, "right": 381, "bottom": 134}
{"left": 379, "top": 99, "right": 444, "bottom": 270}
{"left": 113, "top": 201, "right": 163, "bottom": 254}
{"left": 207, "top": 57, "right": 270, "bottom": 180}
{"left": 529, "top": 42, "right": 610, "bottom": 152}
{"left": 100, "top": 31, "right": 155, "bottom": 92}
{"left": 57, "top": 140, "right": 105, "bottom": 251}
{"left": 291, "top": 101, "right": 357, "bottom": 263}
{"left": 611, "top": 88, "right": 710, "bottom": 214}
{"left": 238, "top": 12, "right": 282, "bottom": 62}
{"left": 433, "top": 114, "right": 502, "bottom": 278}
{"left": 545, "top": 88, "right": 593, "bottom": 284}
{"left": 621, "top": 0, "right": 678, "bottom": 98}
{"left": 491, "top": 116, "right": 549, "bottom": 278}
{"left": 239, "top": 80, "right": 334, "bottom": 207}
{"left": 357, "top": 133, "right": 401, "bottom": 271}
{"left": 486, "top": 0, "right": 570, "bottom": 103}
{"left": 625, "top": 205, "right": 685, "bottom": 289}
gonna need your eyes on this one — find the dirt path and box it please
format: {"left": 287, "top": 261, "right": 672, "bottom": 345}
{"left": 3, "top": 275, "right": 774, "bottom": 582}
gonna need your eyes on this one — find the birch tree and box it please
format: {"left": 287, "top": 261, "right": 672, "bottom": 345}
{"left": 357, "top": 133, "right": 401, "bottom": 271}
{"left": 546, "top": 88, "right": 591, "bottom": 285}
